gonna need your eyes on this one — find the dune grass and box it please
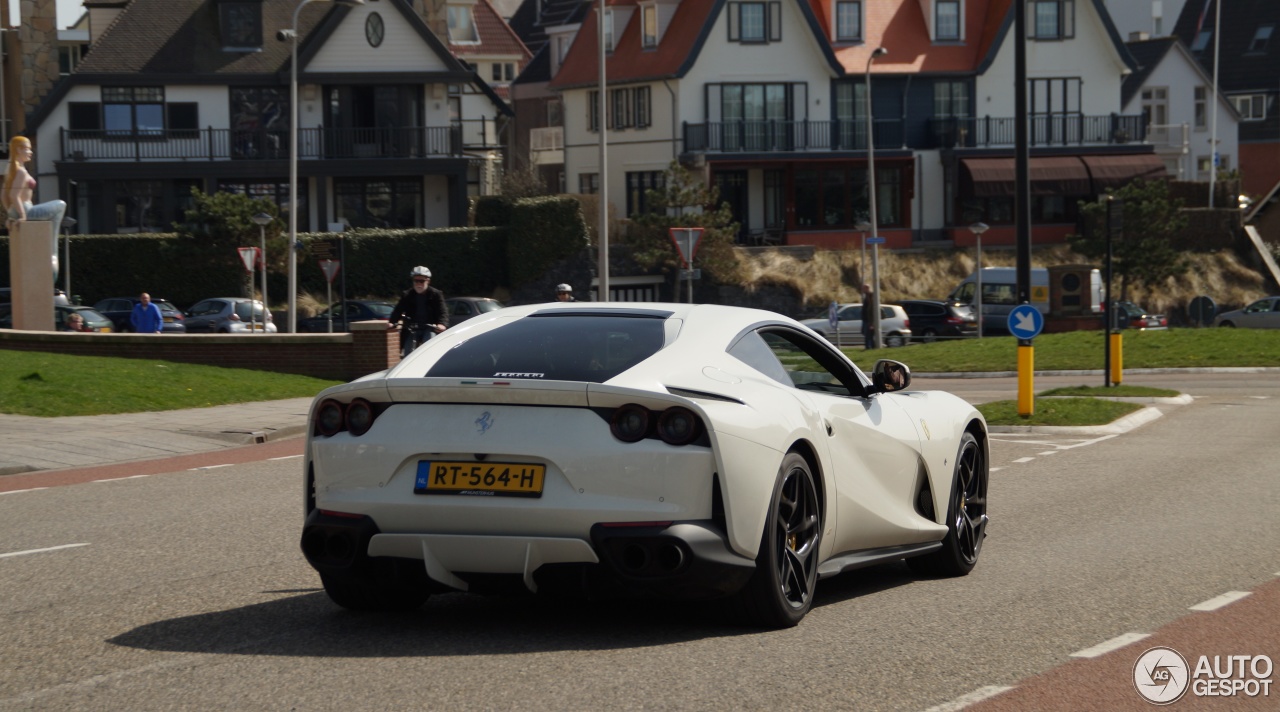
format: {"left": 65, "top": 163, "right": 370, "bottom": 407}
{"left": 0, "top": 351, "right": 342, "bottom": 417}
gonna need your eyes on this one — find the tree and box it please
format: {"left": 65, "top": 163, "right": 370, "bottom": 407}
{"left": 173, "top": 189, "right": 284, "bottom": 297}
{"left": 1068, "top": 178, "right": 1189, "bottom": 301}
{"left": 624, "top": 161, "right": 741, "bottom": 293}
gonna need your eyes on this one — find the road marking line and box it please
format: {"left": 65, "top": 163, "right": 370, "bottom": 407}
{"left": 990, "top": 467, "right": 1003, "bottom": 472}
{"left": 1012, "top": 457, "right": 1035, "bottom": 463}
{"left": 0, "top": 487, "right": 48, "bottom": 496}
{"left": 189, "top": 464, "right": 233, "bottom": 471}
{"left": 0, "top": 543, "right": 90, "bottom": 559}
{"left": 922, "top": 686, "right": 1014, "bottom": 712}
{"left": 1189, "top": 591, "right": 1251, "bottom": 611}
{"left": 1070, "top": 632, "right": 1150, "bottom": 658}
{"left": 1038, "top": 451, "right": 1058, "bottom": 455}
{"left": 268, "top": 455, "right": 302, "bottom": 461}
{"left": 92, "top": 475, "right": 150, "bottom": 483}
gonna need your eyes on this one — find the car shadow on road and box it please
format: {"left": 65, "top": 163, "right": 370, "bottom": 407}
{"left": 109, "top": 565, "right": 919, "bottom": 658}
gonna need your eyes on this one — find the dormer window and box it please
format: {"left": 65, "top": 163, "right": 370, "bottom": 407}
{"left": 642, "top": 6, "right": 658, "bottom": 49}
{"left": 448, "top": 4, "right": 480, "bottom": 43}
{"left": 218, "top": 0, "right": 262, "bottom": 51}
{"left": 604, "top": 8, "right": 615, "bottom": 51}
{"left": 1190, "top": 29, "right": 1211, "bottom": 52}
{"left": 935, "top": 0, "right": 960, "bottom": 41}
{"left": 728, "top": 2, "right": 782, "bottom": 44}
{"left": 835, "top": 1, "right": 861, "bottom": 42}
{"left": 1027, "top": 0, "right": 1073, "bottom": 40}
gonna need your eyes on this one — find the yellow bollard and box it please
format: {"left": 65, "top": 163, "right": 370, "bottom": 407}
{"left": 1110, "top": 332, "right": 1123, "bottom": 385}
{"left": 1018, "top": 343, "right": 1035, "bottom": 417}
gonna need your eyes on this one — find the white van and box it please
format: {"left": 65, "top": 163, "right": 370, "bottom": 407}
{"left": 947, "top": 266, "right": 1101, "bottom": 333}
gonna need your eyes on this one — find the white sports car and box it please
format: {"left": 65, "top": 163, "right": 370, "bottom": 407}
{"left": 301, "top": 302, "right": 989, "bottom": 627}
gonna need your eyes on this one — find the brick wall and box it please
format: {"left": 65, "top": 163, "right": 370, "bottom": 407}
{"left": 0, "top": 322, "right": 399, "bottom": 382}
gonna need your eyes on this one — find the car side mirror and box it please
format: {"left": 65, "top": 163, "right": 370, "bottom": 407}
{"left": 871, "top": 359, "right": 911, "bottom": 394}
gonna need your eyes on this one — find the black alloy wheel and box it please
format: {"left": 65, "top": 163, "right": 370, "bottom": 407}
{"left": 734, "top": 452, "right": 822, "bottom": 628}
{"left": 909, "top": 431, "right": 987, "bottom": 576}
{"left": 920, "top": 327, "right": 939, "bottom": 343}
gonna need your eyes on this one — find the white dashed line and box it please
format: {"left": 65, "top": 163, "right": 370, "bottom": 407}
{"left": 1189, "top": 591, "right": 1251, "bottom": 611}
{"left": 0, "top": 487, "right": 48, "bottom": 496}
{"left": 189, "top": 464, "right": 233, "bottom": 471}
{"left": 92, "top": 475, "right": 150, "bottom": 483}
{"left": 921, "top": 686, "right": 1014, "bottom": 712}
{"left": 1012, "top": 457, "right": 1035, "bottom": 463}
{"left": 268, "top": 455, "right": 302, "bottom": 461}
{"left": 0, "top": 543, "right": 90, "bottom": 559}
{"left": 990, "top": 467, "right": 1003, "bottom": 472}
{"left": 1038, "top": 451, "right": 1058, "bottom": 456}
{"left": 1070, "top": 632, "right": 1150, "bottom": 658}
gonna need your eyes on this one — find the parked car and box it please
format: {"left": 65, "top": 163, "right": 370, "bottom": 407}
{"left": 92, "top": 296, "right": 187, "bottom": 333}
{"left": 0, "top": 287, "right": 71, "bottom": 306}
{"left": 0, "top": 303, "right": 112, "bottom": 331}
{"left": 1213, "top": 296, "right": 1280, "bottom": 329}
{"left": 299, "top": 300, "right": 394, "bottom": 332}
{"left": 896, "top": 299, "right": 977, "bottom": 342}
{"left": 445, "top": 296, "right": 505, "bottom": 325}
{"left": 301, "top": 302, "right": 987, "bottom": 625}
{"left": 798, "top": 303, "right": 912, "bottom": 347}
{"left": 1111, "top": 301, "right": 1168, "bottom": 330}
{"left": 184, "top": 297, "right": 275, "bottom": 333}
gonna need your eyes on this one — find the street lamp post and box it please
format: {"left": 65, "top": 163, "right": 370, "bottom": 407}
{"left": 855, "top": 220, "right": 870, "bottom": 286}
{"left": 252, "top": 212, "right": 273, "bottom": 334}
{"left": 61, "top": 216, "right": 76, "bottom": 304}
{"left": 865, "top": 47, "right": 887, "bottom": 349}
{"left": 969, "top": 221, "right": 988, "bottom": 338}
{"left": 283, "top": 0, "right": 365, "bottom": 334}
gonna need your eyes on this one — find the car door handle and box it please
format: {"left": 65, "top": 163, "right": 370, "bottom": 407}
{"left": 824, "top": 420, "right": 833, "bottom": 436}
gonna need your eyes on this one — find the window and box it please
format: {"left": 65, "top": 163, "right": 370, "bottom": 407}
{"left": 936, "top": 0, "right": 960, "bottom": 41}
{"left": 491, "top": 63, "right": 515, "bottom": 82}
{"left": 588, "top": 90, "right": 600, "bottom": 131}
{"left": 934, "top": 80, "right": 969, "bottom": 117}
{"left": 612, "top": 89, "right": 633, "bottom": 129}
{"left": 103, "top": 87, "right": 165, "bottom": 137}
{"left": 634, "top": 86, "right": 651, "bottom": 128}
{"left": 229, "top": 87, "right": 289, "bottom": 158}
{"left": 1190, "top": 29, "right": 1211, "bottom": 52}
{"left": 835, "top": 1, "right": 861, "bottom": 42}
{"left": 447, "top": 5, "right": 479, "bottom": 43}
{"left": 1194, "top": 86, "right": 1207, "bottom": 130}
{"left": 1248, "top": 25, "right": 1273, "bottom": 53}
{"left": 335, "top": 178, "right": 424, "bottom": 229}
{"left": 590, "top": 88, "right": 650, "bottom": 131}
{"left": 625, "top": 171, "right": 664, "bottom": 217}
{"left": 1141, "top": 87, "right": 1168, "bottom": 127}
{"left": 1233, "top": 94, "right": 1267, "bottom": 120}
{"left": 793, "top": 168, "right": 870, "bottom": 228}
{"left": 218, "top": 2, "right": 261, "bottom": 49}
{"left": 167, "top": 103, "right": 199, "bottom": 139}
{"left": 642, "top": 5, "right": 658, "bottom": 48}
{"left": 579, "top": 173, "right": 599, "bottom": 194}
{"left": 727, "top": 2, "right": 781, "bottom": 43}
{"left": 59, "top": 44, "right": 84, "bottom": 75}
{"left": 547, "top": 99, "right": 563, "bottom": 126}
{"left": 68, "top": 102, "right": 101, "bottom": 131}
{"left": 1028, "top": 0, "right": 1073, "bottom": 40}
{"left": 219, "top": 179, "right": 304, "bottom": 230}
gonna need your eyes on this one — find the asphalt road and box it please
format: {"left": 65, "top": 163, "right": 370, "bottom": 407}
{"left": 1, "top": 373, "right": 1276, "bottom": 711}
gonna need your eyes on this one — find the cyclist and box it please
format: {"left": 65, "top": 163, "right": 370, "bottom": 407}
{"left": 389, "top": 266, "right": 448, "bottom": 357}
{"left": 555, "top": 283, "right": 576, "bottom": 302}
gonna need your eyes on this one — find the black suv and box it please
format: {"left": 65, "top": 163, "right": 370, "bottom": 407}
{"left": 896, "top": 299, "right": 977, "bottom": 343}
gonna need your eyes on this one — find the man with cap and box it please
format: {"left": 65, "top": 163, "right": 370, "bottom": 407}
{"left": 389, "top": 265, "right": 448, "bottom": 356}
{"left": 555, "top": 283, "right": 576, "bottom": 302}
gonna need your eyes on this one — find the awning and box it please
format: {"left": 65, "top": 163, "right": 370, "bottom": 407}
{"left": 959, "top": 156, "right": 1093, "bottom": 197}
{"left": 1079, "top": 154, "right": 1168, "bottom": 190}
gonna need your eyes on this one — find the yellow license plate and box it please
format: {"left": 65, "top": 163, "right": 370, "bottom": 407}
{"left": 414, "top": 461, "right": 545, "bottom": 498}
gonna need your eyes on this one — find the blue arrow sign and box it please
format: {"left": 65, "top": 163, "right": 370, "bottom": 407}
{"left": 1007, "top": 304, "right": 1044, "bottom": 340}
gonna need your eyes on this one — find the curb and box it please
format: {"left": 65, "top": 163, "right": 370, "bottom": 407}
{"left": 916, "top": 366, "right": 1280, "bottom": 379}
{"left": 175, "top": 423, "right": 308, "bottom": 445}
{"left": 988, "top": 404, "right": 1164, "bottom": 435}
{"left": 1040, "top": 394, "right": 1193, "bottom": 405}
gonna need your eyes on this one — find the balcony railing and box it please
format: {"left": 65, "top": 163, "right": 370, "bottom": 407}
{"left": 683, "top": 113, "right": 1147, "bottom": 154}
{"left": 59, "top": 125, "right": 465, "bottom": 162}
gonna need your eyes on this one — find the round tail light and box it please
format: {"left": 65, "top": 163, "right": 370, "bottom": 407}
{"left": 346, "top": 399, "right": 374, "bottom": 436}
{"left": 610, "top": 404, "right": 650, "bottom": 443}
{"left": 316, "top": 399, "right": 345, "bottom": 437}
{"left": 657, "top": 407, "right": 701, "bottom": 446}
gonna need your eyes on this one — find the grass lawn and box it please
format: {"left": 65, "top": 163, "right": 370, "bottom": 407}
{"left": 976, "top": 397, "right": 1145, "bottom": 427}
{"left": 1038, "top": 384, "right": 1180, "bottom": 398}
{"left": 0, "top": 351, "right": 343, "bottom": 417}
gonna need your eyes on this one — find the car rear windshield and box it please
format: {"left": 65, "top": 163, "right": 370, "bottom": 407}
{"left": 234, "top": 302, "right": 266, "bottom": 320}
{"left": 424, "top": 315, "right": 666, "bottom": 382}
{"left": 367, "top": 303, "right": 394, "bottom": 317}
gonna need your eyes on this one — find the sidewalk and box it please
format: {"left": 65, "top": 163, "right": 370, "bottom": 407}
{"left": 0, "top": 397, "right": 312, "bottom": 476}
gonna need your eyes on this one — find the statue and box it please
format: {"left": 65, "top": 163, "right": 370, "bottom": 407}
{"left": 5, "top": 135, "right": 66, "bottom": 282}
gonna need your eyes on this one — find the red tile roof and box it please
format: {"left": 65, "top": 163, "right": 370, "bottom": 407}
{"left": 451, "top": 0, "right": 533, "bottom": 61}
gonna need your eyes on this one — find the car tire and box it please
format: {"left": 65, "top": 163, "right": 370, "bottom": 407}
{"left": 320, "top": 561, "right": 431, "bottom": 612}
{"left": 1218, "top": 321, "right": 1235, "bottom": 327}
{"left": 732, "top": 451, "right": 822, "bottom": 628}
{"left": 908, "top": 432, "right": 987, "bottom": 577}
{"left": 920, "top": 328, "right": 938, "bottom": 343}
{"left": 885, "top": 332, "right": 906, "bottom": 348}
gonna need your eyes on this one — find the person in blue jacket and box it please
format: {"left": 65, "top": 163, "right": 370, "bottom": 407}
{"left": 130, "top": 293, "right": 164, "bottom": 333}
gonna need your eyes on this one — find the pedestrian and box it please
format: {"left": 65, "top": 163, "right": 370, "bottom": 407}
{"left": 555, "top": 283, "right": 576, "bottom": 302}
{"left": 389, "top": 265, "right": 448, "bottom": 356}
{"left": 130, "top": 293, "right": 164, "bottom": 333}
{"left": 861, "top": 282, "right": 878, "bottom": 350}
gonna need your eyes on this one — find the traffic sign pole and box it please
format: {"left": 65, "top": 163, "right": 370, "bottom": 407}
{"left": 669, "top": 227, "right": 704, "bottom": 304}
{"left": 1007, "top": 304, "right": 1043, "bottom": 417}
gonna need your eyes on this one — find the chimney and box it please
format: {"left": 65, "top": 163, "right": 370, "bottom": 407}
{"left": 20, "top": 0, "right": 62, "bottom": 116}
{"left": 1129, "top": 31, "right": 1150, "bottom": 42}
